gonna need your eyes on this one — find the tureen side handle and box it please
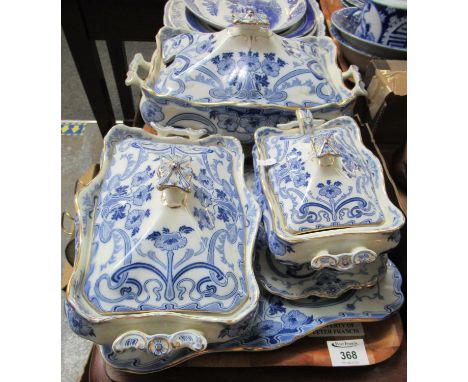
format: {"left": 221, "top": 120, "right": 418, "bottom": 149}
{"left": 61, "top": 211, "right": 75, "bottom": 236}
{"left": 149, "top": 122, "right": 208, "bottom": 141}
{"left": 125, "top": 53, "right": 151, "bottom": 88}
{"left": 342, "top": 65, "right": 367, "bottom": 97}
{"left": 112, "top": 330, "right": 208, "bottom": 358}
{"left": 310, "top": 247, "right": 379, "bottom": 271}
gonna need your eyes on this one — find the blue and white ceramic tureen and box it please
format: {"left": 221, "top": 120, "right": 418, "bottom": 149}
{"left": 65, "top": 124, "right": 262, "bottom": 368}
{"left": 253, "top": 110, "right": 405, "bottom": 269}
{"left": 126, "top": 11, "right": 366, "bottom": 144}
{"left": 96, "top": 227, "right": 404, "bottom": 373}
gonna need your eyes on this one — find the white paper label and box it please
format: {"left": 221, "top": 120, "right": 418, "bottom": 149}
{"left": 309, "top": 323, "right": 365, "bottom": 337}
{"left": 326, "top": 339, "right": 369, "bottom": 366}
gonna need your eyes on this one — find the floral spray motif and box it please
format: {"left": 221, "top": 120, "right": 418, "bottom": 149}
{"left": 147, "top": 225, "right": 195, "bottom": 301}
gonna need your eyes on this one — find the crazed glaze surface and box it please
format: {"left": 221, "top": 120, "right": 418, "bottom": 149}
{"left": 183, "top": 0, "right": 307, "bottom": 32}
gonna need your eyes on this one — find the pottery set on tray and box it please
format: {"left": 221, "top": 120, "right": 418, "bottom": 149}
{"left": 65, "top": 0, "right": 405, "bottom": 374}
{"left": 334, "top": 0, "right": 407, "bottom": 68}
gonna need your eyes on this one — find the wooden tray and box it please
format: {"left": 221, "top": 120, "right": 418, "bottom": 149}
{"left": 84, "top": 314, "right": 404, "bottom": 381}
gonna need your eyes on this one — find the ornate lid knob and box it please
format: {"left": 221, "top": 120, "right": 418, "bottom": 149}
{"left": 232, "top": 9, "right": 270, "bottom": 27}
{"left": 312, "top": 132, "right": 340, "bottom": 166}
{"left": 296, "top": 109, "right": 341, "bottom": 167}
{"left": 157, "top": 155, "right": 193, "bottom": 207}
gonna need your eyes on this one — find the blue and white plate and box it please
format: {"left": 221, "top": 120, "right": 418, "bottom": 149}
{"left": 99, "top": 242, "right": 404, "bottom": 373}
{"left": 183, "top": 0, "right": 307, "bottom": 33}
{"left": 277, "top": 0, "right": 317, "bottom": 38}
{"left": 167, "top": 0, "right": 324, "bottom": 38}
{"left": 332, "top": 7, "right": 406, "bottom": 59}
{"left": 341, "top": 0, "right": 364, "bottom": 8}
{"left": 330, "top": 24, "right": 382, "bottom": 70}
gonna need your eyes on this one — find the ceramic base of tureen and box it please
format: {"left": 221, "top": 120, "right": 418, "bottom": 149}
{"left": 254, "top": 225, "right": 388, "bottom": 299}
{"left": 98, "top": 253, "right": 403, "bottom": 373}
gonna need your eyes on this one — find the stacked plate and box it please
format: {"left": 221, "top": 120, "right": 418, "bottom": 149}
{"left": 331, "top": 2, "right": 407, "bottom": 69}
{"left": 341, "top": 0, "right": 364, "bottom": 8}
{"left": 164, "top": 0, "right": 326, "bottom": 37}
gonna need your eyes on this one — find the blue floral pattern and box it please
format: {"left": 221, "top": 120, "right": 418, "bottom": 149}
{"left": 64, "top": 300, "right": 95, "bottom": 338}
{"left": 260, "top": 125, "right": 385, "bottom": 232}
{"left": 98, "top": 258, "right": 404, "bottom": 373}
{"left": 84, "top": 136, "right": 247, "bottom": 313}
{"left": 254, "top": 223, "right": 388, "bottom": 299}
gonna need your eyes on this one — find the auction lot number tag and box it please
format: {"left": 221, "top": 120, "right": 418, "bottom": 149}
{"left": 326, "top": 339, "right": 369, "bottom": 366}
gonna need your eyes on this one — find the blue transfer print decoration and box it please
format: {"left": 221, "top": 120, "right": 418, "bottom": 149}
{"left": 258, "top": 125, "right": 385, "bottom": 232}
{"left": 64, "top": 300, "right": 95, "bottom": 338}
{"left": 84, "top": 136, "right": 247, "bottom": 313}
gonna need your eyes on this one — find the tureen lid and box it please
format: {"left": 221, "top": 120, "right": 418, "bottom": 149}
{"left": 255, "top": 110, "right": 386, "bottom": 234}
{"left": 82, "top": 125, "right": 251, "bottom": 315}
{"left": 152, "top": 18, "right": 360, "bottom": 108}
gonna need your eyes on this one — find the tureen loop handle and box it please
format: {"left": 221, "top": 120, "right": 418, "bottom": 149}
{"left": 342, "top": 65, "right": 367, "bottom": 97}
{"left": 61, "top": 211, "right": 75, "bottom": 236}
{"left": 125, "top": 53, "right": 151, "bottom": 88}
{"left": 296, "top": 109, "right": 315, "bottom": 136}
{"left": 310, "top": 248, "right": 378, "bottom": 271}
{"left": 149, "top": 122, "right": 208, "bottom": 141}
{"left": 112, "top": 330, "right": 208, "bottom": 358}
{"left": 296, "top": 109, "right": 341, "bottom": 166}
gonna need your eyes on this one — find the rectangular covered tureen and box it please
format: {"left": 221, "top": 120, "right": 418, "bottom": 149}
{"left": 253, "top": 110, "right": 405, "bottom": 270}
{"left": 126, "top": 11, "right": 366, "bottom": 144}
{"left": 65, "top": 124, "right": 260, "bottom": 366}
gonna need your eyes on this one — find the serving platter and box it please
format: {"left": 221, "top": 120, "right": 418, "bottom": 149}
{"left": 183, "top": 0, "right": 307, "bottom": 33}
{"left": 98, "top": 250, "right": 403, "bottom": 373}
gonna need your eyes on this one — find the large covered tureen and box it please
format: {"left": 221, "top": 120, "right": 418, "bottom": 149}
{"left": 65, "top": 124, "right": 261, "bottom": 367}
{"left": 126, "top": 11, "right": 366, "bottom": 143}
{"left": 253, "top": 110, "right": 405, "bottom": 270}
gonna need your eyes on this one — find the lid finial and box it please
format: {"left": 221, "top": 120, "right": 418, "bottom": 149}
{"left": 157, "top": 155, "right": 193, "bottom": 208}
{"left": 232, "top": 9, "right": 270, "bottom": 27}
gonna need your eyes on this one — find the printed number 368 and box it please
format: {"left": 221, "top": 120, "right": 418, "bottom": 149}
{"left": 340, "top": 351, "right": 358, "bottom": 360}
